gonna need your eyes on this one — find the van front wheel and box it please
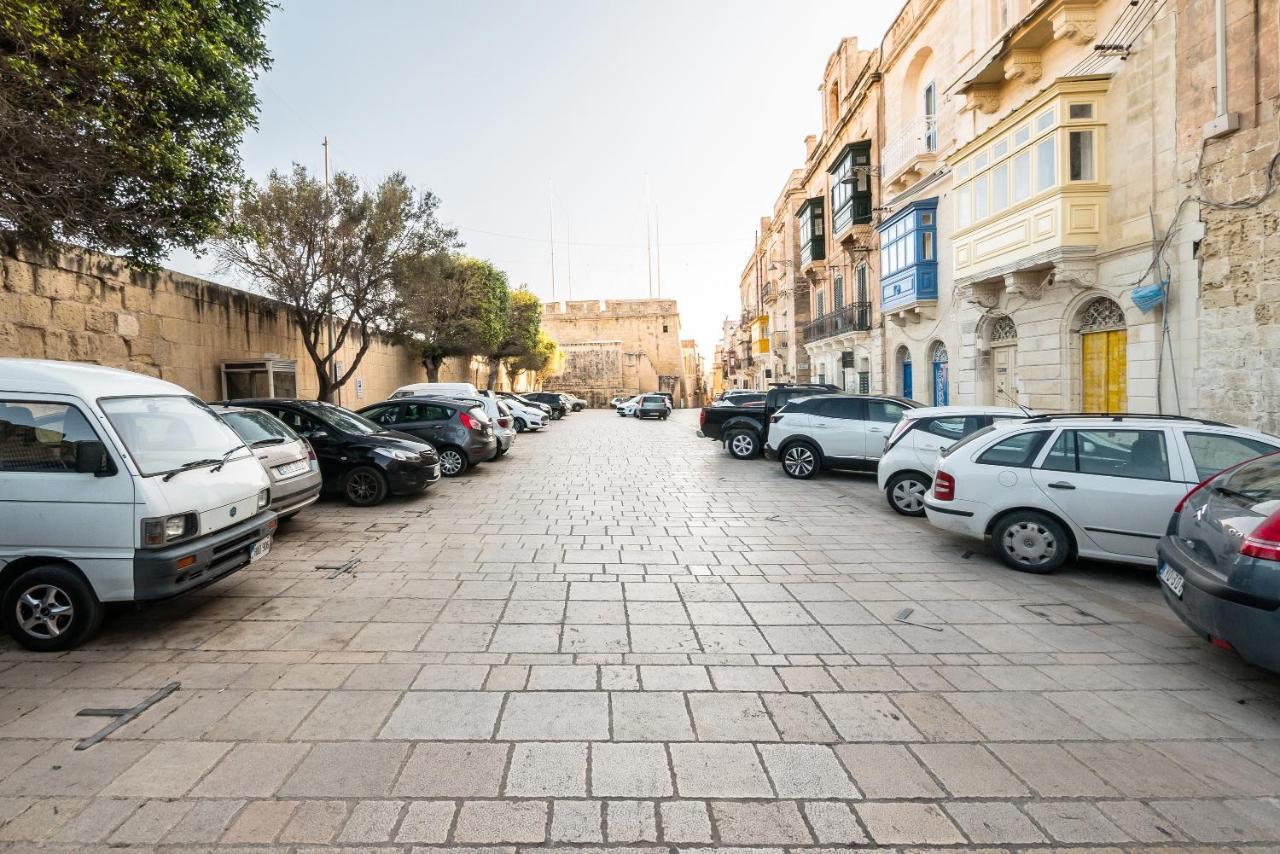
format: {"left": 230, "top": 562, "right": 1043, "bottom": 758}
{"left": 2, "top": 565, "right": 103, "bottom": 652}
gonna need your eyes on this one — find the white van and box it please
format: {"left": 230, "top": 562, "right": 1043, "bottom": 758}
{"left": 0, "top": 360, "right": 276, "bottom": 650}
{"left": 390, "top": 382, "right": 479, "bottom": 400}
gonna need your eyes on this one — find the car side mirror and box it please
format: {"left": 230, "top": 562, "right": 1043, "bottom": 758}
{"left": 305, "top": 430, "right": 330, "bottom": 442}
{"left": 74, "top": 440, "right": 114, "bottom": 476}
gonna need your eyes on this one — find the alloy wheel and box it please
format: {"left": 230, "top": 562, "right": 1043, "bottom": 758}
{"left": 891, "top": 478, "right": 927, "bottom": 513}
{"left": 347, "top": 470, "right": 381, "bottom": 503}
{"left": 729, "top": 434, "right": 755, "bottom": 458}
{"left": 783, "top": 446, "right": 816, "bottom": 477}
{"left": 1002, "top": 520, "right": 1058, "bottom": 566}
{"left": 16, "top": 584, "right": 74, "bottom": 640}
{"left": 440, "top": 450, "right": 464, "bottom": 476}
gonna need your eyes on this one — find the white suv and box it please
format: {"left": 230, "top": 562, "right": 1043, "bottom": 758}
{"left": 765, "top": 394, "right": 922, "bottom": 479}
{"left": 923, "top": 414, "right": 1280, "bottom": 573}
{"left": 877, "top": 406, "right": 1030, "bottom": 516}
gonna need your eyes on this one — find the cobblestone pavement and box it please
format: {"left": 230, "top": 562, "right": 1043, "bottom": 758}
{"left": 2, "top": 409, "right": 1280, "bottom": 853}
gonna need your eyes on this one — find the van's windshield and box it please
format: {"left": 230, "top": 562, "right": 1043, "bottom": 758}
{"left": 100, "top": 396, "right": 245, "bottom": 477}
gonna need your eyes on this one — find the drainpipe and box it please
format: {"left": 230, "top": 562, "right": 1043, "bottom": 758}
{"left": 1204, "top": 0, "right": 1240, "bottom": 137}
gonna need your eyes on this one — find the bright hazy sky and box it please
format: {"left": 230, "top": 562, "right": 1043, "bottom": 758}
{"left": 167, "top": 0, "right": 899, "bottom": 356}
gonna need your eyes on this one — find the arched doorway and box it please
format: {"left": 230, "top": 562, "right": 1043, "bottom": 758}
{"left": 897, "top": 346, "right": 913, "bottom": 399}
{"left": 988, "top": 315, "right": 1018, "bottom": 405}
{"left": 930, "top": 341, "right": 949, "bottom": 405}
{"left": 1078, "top": 297, "right": 1127, "bottom": 412}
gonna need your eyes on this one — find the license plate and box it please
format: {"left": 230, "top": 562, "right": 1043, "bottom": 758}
{"left": 1158, "top": 563, "right": 1185, "bottom": 598}
{"left": 250, "top": 537, "right": 272, "bottom": 563}
{"left": 275, "top": 460, "right": 307, "bottom": 476}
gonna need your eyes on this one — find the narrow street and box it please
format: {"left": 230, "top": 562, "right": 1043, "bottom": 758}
{"left": 2, "top": 409, "right": 1280, "bottom": 850}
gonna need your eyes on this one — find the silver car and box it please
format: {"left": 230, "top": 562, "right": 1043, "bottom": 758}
{"left": 213, "top": 405, "right": 322, "bottom": 519}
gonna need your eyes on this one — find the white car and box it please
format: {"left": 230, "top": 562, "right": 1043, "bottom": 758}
{"left": 497, "top": 396, "right": 548, "bottom": 432}
{"left": 498, "top": 392, "right": 553, "bottom": 424}
{"left": 923, "top": 414, "right": 1280, "bottom": 573}
{"left": 876, "top": 406, "right": 1030, "bottom": 516}
{"left": 390, "top": 381, "right": 479, "bottom": 400}
{"left": 764, "top": 394, "right": 922, "bottom": 479}
{"left": 616, "top": 395, "right": 642, "bottom": 417}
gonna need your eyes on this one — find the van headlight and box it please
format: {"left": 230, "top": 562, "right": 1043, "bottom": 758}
{"left": 257, "top": 489, "right": 270, "bottom": 510}
{"left": 141, "top": 512, "right": 198, "bottom": 547}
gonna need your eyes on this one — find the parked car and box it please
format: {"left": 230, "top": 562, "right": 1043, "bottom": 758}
{"left": 498, "top": 391, "right": 553, "bottom": 420}
{"left": 616, "top": 395, "right": 642, "bottom": 417}
{"left": 523, "top": 391, "right": 567, "bottom": 419}
{"left": 1, "top": 360, "right": 276, "bottom": 650}
{"left": 698, "top": 383, "right": 841, "bottom": 460}
{"left": 225, "top": 398, "right": 442, "bottom": 504}
{"left": 764, "top": 394, "right": 924, "bottom": 479}
{"left": 415, "top": 391, "right": 514, "bottom": 457}
{"left": 212, "top": 404, "right": 323, "bottom": 519}
{"left": 357, "top": 397, "right": 497, "bottom": 476}
{"left": 923, "top": 414, "right": 1280, "bottom": 573}
{"left": 554, "top": 392, "right": 587, "bottom": 412}
{"left": 713, "top": 391, "right": 766, "bottom": 408}
{"left": 495, "top": 395, "right": 547, "bottom": 432}
{"left": 1158, "top": 451, "right": 1280, "bottom": 673}
{"left": 389, "top": 381, "right": 479, "bottom": 400}
{"left": 876, "top": 406, "right": 1030, "bottom": 516}
{"left": 635, "top": 395, "right": 670, "bottom": 420}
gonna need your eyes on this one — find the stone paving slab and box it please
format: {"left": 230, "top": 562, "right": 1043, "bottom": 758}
{"left": 0, "top": 410, "right": 1278, "bottom": 852}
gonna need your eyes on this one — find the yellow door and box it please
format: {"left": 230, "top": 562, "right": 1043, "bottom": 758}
{"left": 1082, "top": 329, "right": 1126, "bottom": 413}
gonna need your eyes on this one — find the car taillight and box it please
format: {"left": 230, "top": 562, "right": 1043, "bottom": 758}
{"left": 934, "top": 470, "right": 955, "bottom": 501}
{"left": 1240, "top": 509, "right": 1280, "bottom": 561}
{"left": 305, "top": 441, "right": 317, "bottom": 462}
{"left": 498, "top": 417, "right": 512, "bottom": 428}
{"left": 885, "top": 419, "right": 914, "bottom": 450}
{"left": 699, "top": 409, "right": 706, "bottom": 426}
{"left": 459, "top": 412, "right": 477, "bottom": 430}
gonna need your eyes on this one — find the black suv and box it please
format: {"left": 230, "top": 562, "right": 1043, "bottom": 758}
{"left": 522, "top": 392, "right": 568, "bottom": 419}
{"left": 698, "top": 383, "right": 840, "bottom": 459}
{"left": 223, "top": 399, "right": 441, "bottom": 506}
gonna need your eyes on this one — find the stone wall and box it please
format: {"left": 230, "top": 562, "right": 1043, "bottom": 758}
{"left": 0, "top": 247, "right": 427, "bottom": 404}
{"left": 1175, "top": 0, "right": 1280, "bottom": 433}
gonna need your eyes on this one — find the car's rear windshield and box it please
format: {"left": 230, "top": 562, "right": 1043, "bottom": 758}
{"left": 1221, "top": 452, "right": 1280, "bottom": 512}
{"left": 220, "top": 409, "right": 298, "bottom": 446}
{"left": 939, "top": 424, "right": 997, "bottom": 458}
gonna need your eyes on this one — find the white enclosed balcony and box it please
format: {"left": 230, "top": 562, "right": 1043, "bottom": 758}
{"left": 881, "top": 116, "right": 938, "bottom": 193}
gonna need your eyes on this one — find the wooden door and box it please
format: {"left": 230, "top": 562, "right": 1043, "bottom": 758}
{"left": 991, "top": 344, "right": 1018, "bottom": 405}
{"left": 1082, "top": 330, "right": 1126, "bottom": 413}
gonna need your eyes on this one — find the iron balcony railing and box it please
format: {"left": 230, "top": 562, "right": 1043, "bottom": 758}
{"left": 880, "top": 116, "right": 937, "bottom": 179}
{"left": 801, "top": 302, "right": 872, "bottom": 343}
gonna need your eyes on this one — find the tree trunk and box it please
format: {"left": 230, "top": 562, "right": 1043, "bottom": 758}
{"left": 485, "top": 356, "right": 501, "bottom": 390}
{"left": 425, "top": 360, "right": 441, "bottom": 382}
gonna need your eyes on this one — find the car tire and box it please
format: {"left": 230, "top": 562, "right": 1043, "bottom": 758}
{"left": 725, "top": 430, "right": 760, "bottom": 460}
{"left": 437, "top": 446, "right": 470, "bottom": 477}
{"left": 886, "top": 472, "right": 930, "bottom": 517}
{"left": 2, "top": 564, "right": 104, "bottom": 652}
{"left": 342, "top": 465, "right": 389, "bottom": 506}
{"left": 781, "top": 442, "right": 820, "bottom": 479}
{"left": 514, "top": 417, "right": 527, "bottom": 433}
{"left": 993, "top": 511, "right": 1071, "bottom": 573}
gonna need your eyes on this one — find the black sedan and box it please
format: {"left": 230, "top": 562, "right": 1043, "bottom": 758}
{"left": 522, "top": 391, "right": 568, "bottom": 419}
{"left": 1158, "top": 451, "right": 1280, "bottom": 674}
{"left": 220, "top": 398, "right": 441, "bottom": 506}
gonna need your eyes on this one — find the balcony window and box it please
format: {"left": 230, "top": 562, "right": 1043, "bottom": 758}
{"left": 816, "top": 290, "right": 825, "bottom": 317}
{"left": 1012, "top": 150, "right": 1031, "bottom": 203}
{"left": 1036, "top": 136, "right": 1056, "bottom": 192}
{"left": 834, "top": 273, "right": 844, "bottom": 309}
{"left": 878, "top": 197, "right": 939, "bottom": 311}
{"left": 829, "top": 142, "right": 873, "bottom": 233}
{"left": 992, "top": 162, "right": 1009, "bottom": 212}
{"left": 1069, "top": 130, "right": 1095, "bottom": 181}
{"left": 798, "top": 197, "right": 826, "bottom": 266}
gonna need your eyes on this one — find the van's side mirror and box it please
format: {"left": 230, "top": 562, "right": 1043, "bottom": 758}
{"left": 74, "top": 440, "right": 114, "bottom": 476}
{"left": 306, "top": 430, "right": 329, "bottom": 442}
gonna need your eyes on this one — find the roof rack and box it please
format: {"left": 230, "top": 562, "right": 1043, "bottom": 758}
{"left": 1022, "top": 413, "right": 1231, "bottom": 427}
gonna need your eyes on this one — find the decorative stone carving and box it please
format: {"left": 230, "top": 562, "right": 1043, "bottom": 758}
{"left": 1053, "top": 259, "right": 1098, "bottom": 290}
{"left": 961, "top": 86, "right": 1001, "bottom": 115}
{"left": 1003, "top": 49, "right": 1043, "bottom": 83}
{"left": 1004, "top": 270, "right": 1046, "bottom": 298}
{"left": 1051, "top": 2, "right": 1100, "bottom": 46}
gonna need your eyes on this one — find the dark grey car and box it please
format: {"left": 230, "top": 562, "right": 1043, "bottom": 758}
{"left": 359, "top": 397, "right": 497, "bottom": 476}
{"left": 1158, "top": 451, "right": 1280, "bottom": 673}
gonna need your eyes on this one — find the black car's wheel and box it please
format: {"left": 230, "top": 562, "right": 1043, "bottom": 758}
{"left": 342, "top": 465, "right": 389, "bottom": 506}
{"left": 886, "top": 472, "right": 930, "bottom": 517}
{"left": 725, "top": 430, "right": 760, "bottom": 460}
{"left": 437, "top": 446, "right": 470, "bottom": 477}
{"left": 781, "top": 442, "right": 820, "bottom": 479}
{"left": 514, "top": 417, "right": 528, "bottom": 433}
{"left": 993, "top": 511, "right": 1070, "bottom": 573}
{"left": 552, "top": 411, "right": 563, "bottom": 420}
{"left": 2, "top": 565, "right": 104, "bottom": 652}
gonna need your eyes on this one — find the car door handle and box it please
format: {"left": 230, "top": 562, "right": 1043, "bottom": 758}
{"left": 1048, "top": 481, "right": 1076, "bottom": 490}
{"left": 869, "top": 427, "right": 886, "bottom": 433}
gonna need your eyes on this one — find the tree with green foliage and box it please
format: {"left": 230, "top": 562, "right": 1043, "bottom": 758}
{"left": 395, "top": 254, "right": 508, "bottom": 381}
{"left": 0, "top": 0, "right": 273, "bottom": 264}
{"left": 215, "top": 165, "right": 458, "bottom": 401}
{"left": 484, "top": 286, "right": 543, "bottom": 390}
{"left": 503, "top": 329, "right": 559, "bottom": 385}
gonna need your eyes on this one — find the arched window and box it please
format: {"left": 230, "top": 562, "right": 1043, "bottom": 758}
{"left": 990, "top": 315, "right": 1017, "bottom": 343}
{"left": 1078, "top": 297, "right": 1126, "bottom": 332}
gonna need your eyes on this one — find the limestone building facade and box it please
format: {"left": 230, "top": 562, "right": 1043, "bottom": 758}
{"left": 538, "top": 299, "right": 699, "bottom": 407}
